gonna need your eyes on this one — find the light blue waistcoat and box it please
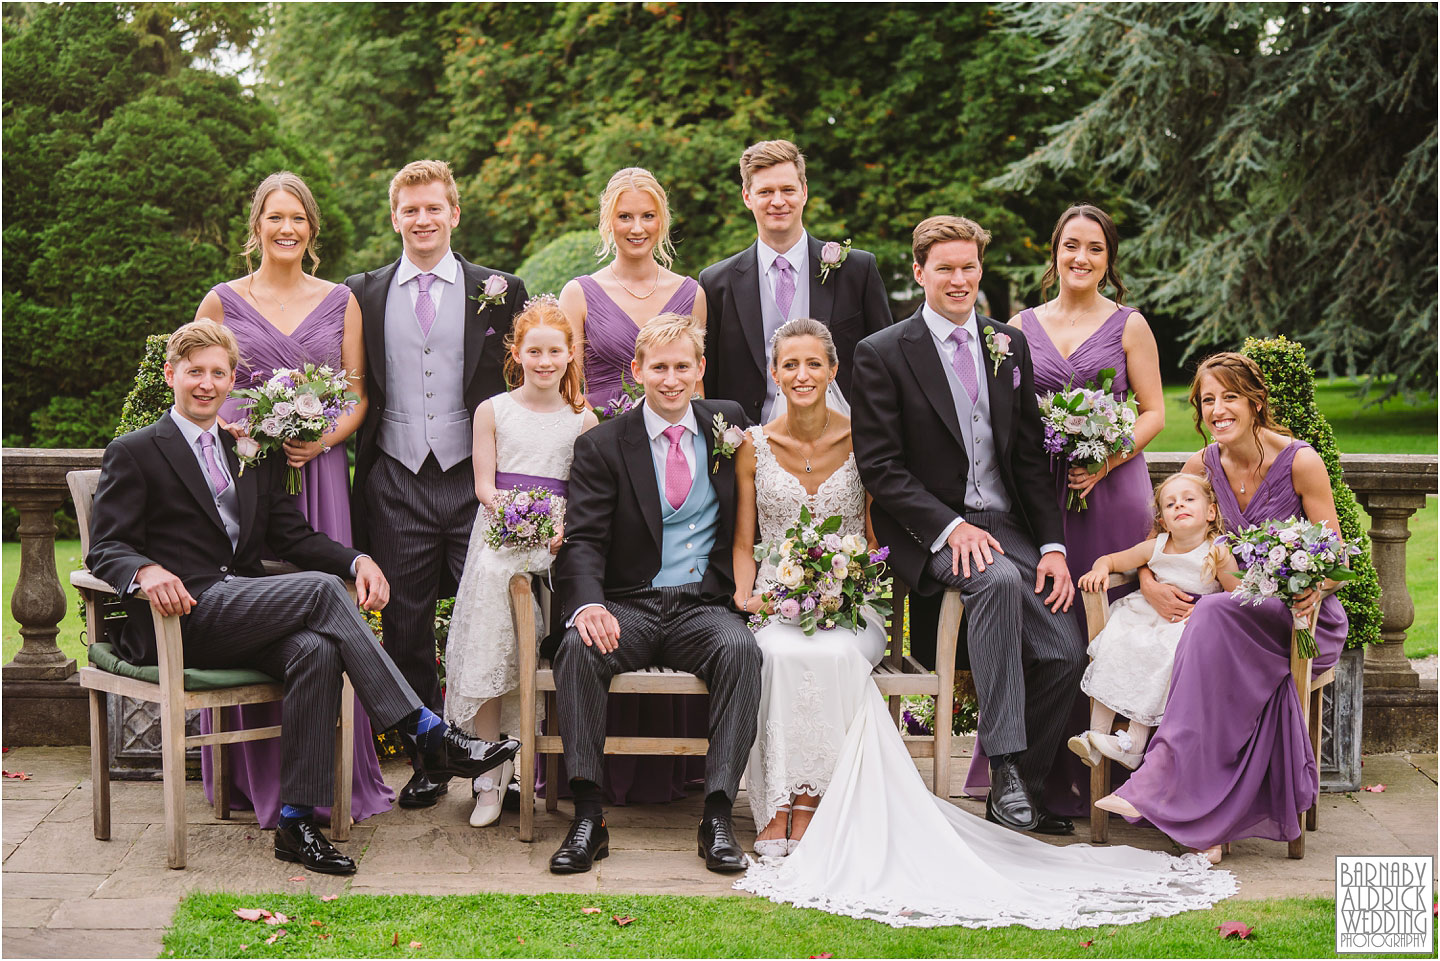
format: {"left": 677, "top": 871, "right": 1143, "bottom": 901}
{"left": 652, "top": 430, "right": 718, "bottom": 588}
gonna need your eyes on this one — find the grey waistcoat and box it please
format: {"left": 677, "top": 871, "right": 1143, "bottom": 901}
{"left": 932, "top": 331, "right": 1011, "bottom": 514}
{"left": 379, "top": 271, "right": 471, "bottom": 473}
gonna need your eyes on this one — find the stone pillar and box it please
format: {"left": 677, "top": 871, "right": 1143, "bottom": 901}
{"left": 4, "top": 491, "right": 74, "bottom": 680}
{"left": 1356, "top": 491, "right": 1426, "bottom": 689}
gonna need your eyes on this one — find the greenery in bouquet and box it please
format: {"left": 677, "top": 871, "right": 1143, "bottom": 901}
{"left": 594, "top": 379, "right": 643, "bottom": 421}
{"left": 1223, "top": 516, "right": 1359, "bottom": 658}
{"left": 229, "top": 363, "right": 357, "bottom": 494}
{"left": 483, "top": 488, "right": 563, "bottom": 551}
{"left": 750, "top": 505, "right": 892, "bottom": 636}
{"left": 1037, "top": 368, "right": 1137, "bottom": 510}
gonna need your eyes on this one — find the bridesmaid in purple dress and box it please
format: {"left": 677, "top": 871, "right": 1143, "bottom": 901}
{"left": 965, "top": 205, "right": 1165, "bottom": 821}
{"left": 1099, "top": 353, "right": 1348, "bottom": 862}
{"left": 557, "top": 167, "right": 710, "bottom": 804}
{"left": 192, "top": 171, "right": 394, "bottom": 828}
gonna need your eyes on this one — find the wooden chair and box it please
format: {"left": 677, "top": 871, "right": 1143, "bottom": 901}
{"left": 67, "top": 469, "right": 355, "bottom": 870}
{"left": 1081, "top": 571, "right": 1333, "bottom": 858}
{"left": 512, "top": 574, "right": 963, "bottom": 841}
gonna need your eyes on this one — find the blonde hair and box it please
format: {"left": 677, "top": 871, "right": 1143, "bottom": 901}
{"left": 167, "top": 318, "right": 239, "bottom": 371}
{"left": 633, "top": 311, "right": 704, "bottom": 366}
{"left": 596, "top": 167, "right": 676, "bottom": 269}
{"left": 912, "top": 215, "right": 992, "bottom": 266}
{"left": 388, "top": 159, "right": 459, "bottom": 213}
{"left": 1152, "top": 473, "right": 1229, "bottom": 581}
{"left": 739, "top": 139, "right": 806, "bottom": 191}
{"left": 243, "top": 171, "right": 322, "bottom": 275}
{"left": 503, "top": 297, "right": 586, "bottom": 412}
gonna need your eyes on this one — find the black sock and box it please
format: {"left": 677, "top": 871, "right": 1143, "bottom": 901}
{"left": 703, "top": 790, "right": 732, "bottom": 821}
{"left": 571, "top": 778, "right": 604, "bottom": 820}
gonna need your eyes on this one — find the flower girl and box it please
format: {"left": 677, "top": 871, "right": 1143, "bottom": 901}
{"left": 1069, "top": 473, "right": 1237, "bottom": 771}
{"left": 445, "top": 297, "right": 598, "bottom": 827}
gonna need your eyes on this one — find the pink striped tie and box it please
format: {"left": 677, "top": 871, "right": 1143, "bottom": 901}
{"left": 415, "top": 272, "right": 436, "bottom": 337}
{"left": 663, "top": 425, "right": 691, "bottom": 509}
{"left": 949, "top": 328, "right": 979, "bottom": 404}
{"left": 198, "top": 432, "right": 229, "bottom": 495}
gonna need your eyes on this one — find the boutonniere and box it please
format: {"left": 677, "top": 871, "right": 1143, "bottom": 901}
{"left": 982, "top": 325, "right": 1012, "bottom": 376}
{"left": 475, "top": 274, "right": 508, "bottom": 309}
{"left": 711, "top": 413, "right": 746, "bottom": 473}
{"left": 818, "top": 239, "right": 852, "bottom": 284}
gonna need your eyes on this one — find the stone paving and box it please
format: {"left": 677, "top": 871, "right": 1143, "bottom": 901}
{"left": 2, "top": 745, "right": 1435, "bottom": 959}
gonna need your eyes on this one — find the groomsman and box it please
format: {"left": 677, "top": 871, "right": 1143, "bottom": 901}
{"left": 700, "top": 139, "right": 892, "bottom": 423}
{"left": 850, "top": 216, "right": 1084, "bottom": 836}
{"left": 346, "top": 160, "right": 528, "bottom": 809}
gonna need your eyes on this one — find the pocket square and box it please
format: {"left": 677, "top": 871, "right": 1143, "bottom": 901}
{"left": 1012, "top": 367, "right": 1022, "bottom": 389}
{"left": 485, "top": 327, "right": 496, "bottom": 336}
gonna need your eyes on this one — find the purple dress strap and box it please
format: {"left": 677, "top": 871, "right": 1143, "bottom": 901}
{"left": 579, "top": 275, "right": 699, "bottom": 407}
{"left": 495, "top": 471, "right": 568, "bottom": 498}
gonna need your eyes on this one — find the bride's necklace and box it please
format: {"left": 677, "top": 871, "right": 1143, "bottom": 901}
{"left": 610, "top": 263, "right": 659, "bottom": 300}
{"left": 793, "top": 411, "right": 831, "bottom": 473}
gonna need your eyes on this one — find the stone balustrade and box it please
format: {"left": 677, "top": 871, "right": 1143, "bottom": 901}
{"left": 3, "top": 447, "right": 1435, "bottom": 747}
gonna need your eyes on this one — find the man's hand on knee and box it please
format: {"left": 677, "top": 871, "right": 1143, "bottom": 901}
{"left": 1034, "top": 551, "right": 1074, "bottom": 613}
{"left": 353, "top": 556, "right": 390, "bottom": 612}
{"left": 946, "top": 520, "right": 1005, "bottom": 579}
{"left": 574, "top": 605, "right": 622, "bottom": 655}
{"left": 135, "top": 564, "right": 195, "bottom": 617}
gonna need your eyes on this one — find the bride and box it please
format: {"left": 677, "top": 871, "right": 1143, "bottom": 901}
{"left": 730, "top": 319, "right": 1236, "bottom": 928}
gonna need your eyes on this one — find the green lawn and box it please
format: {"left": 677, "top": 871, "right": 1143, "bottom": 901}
{"left": 165, "top": 891, "right": 1438, "bottom": 959}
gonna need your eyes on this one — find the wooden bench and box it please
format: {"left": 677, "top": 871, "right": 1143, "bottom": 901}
{"left": 512, "top": 574, "right": 962, "bottom": 842}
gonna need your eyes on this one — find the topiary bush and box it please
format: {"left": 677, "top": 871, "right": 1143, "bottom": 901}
{"left": 115, "top": 334, "right": 172, "bottom": 438}
{"left": 1242, "top": 336, "right": 1383, "bottom": 649}
{"left": 516, "top": 230, "right": 601, "bottom": 297}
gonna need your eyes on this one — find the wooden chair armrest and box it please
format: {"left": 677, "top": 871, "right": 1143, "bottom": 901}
{"left": 71, "top": 569, "right": 117, "bottom": 595}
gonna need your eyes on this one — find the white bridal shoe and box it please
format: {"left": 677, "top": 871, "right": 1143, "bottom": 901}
{"left": 785, "top": 803, "right": 818, "bottom": 855}
{"left": 469, "top": 758, "right": 513, "bottom": 827}
{"left": 754, "top": 806, "right": 791, "bottom": 858}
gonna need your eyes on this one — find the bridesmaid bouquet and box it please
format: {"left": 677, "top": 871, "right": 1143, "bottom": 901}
{"left": 1037, "top": 368, "right": 1138, "bottom": 510}
{"left": 750, "top": 505, "right": 892, "bottom": 635}
{"left": 594, "top": 379, "right": 644, "bottom": 421}
{"left": 1223, "top": 517, "right": 1359, "bottom": 658}
{"left": 229, "top": 363, "right": 357, "bottom": 495}
{"left": 483, "top": 488, "right": 564, "bottom": 551}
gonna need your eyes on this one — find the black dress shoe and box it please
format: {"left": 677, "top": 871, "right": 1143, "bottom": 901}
{"left": 408, "top": 727, "right": 521, "bottom": 781}
{"left": 398, "top": 768, "right": 450, "bottom": 809}
{"left": 697, "top": 814, "right": 747, "bottom": 873}
{"left": 550, "top": 815, "right": 609, "bottom": 874}
{"left": 1033, "top": 809, "right": 1076, "bottom": 836}
{"left": 501, "top": 777, "right": 522, "bottom": 812}
{"left": 985, "top": 755, "right": 1040, "bottom": 832}
{"left": 274, "top": 817, "right": 356, "bottom": 875}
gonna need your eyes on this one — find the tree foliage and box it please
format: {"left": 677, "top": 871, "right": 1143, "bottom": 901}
{"left": 993, "top": 3, "right": 1437, "bottom": 397}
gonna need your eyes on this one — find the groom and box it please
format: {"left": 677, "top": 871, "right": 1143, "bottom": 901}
{"left": 700, "top": 139, "right": 892, "bottom": 423}
{"left": 346, "top": 159, "right": 527, "bottom": 808}
{"left": 851, "top": 216, "right": 1084, "bottom": 835}
{"left": 549, "top": 312, "right": 760, "bottom": 875}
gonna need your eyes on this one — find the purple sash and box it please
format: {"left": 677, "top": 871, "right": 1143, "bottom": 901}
{"left": 495, "top": 471, "right": 567, "bottom": 498}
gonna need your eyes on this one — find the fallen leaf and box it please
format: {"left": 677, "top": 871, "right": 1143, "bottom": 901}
{"left": 318, "top": 934, "right": 329, "bottom": 940}
{"left": 808, "top": 954, "right": 834, "bottom": 959}
{"left": 1217, "top": 921, "right": 1253, "bottom": 940}
{"left": 239, "top": 945, "right": 247, "bottom": 952}
{"left": 409, "top": 941, "right": 423, "bottom": 949}
{"left": 311, "top": 920, "right": 324, "bottom": 927}
{"left": 233, "top": 908, "right": 269, "bottom": 922}
{"left": 1079, "top": 940, "right": 1094, "bottom": 948}
{"left": 517, "top": 937, "right": 525, "bottom": 944}
{"left": 264, "top": 913, "right": 289, "bottom": 926}
{"left": 581, "top": 907, "right": 602, "bottom": 914}
{"left": 288, "top": 875, "right": 307, "bottom": 882}
{"left": 321, "top": 895, "right": 340, "bottom": 902}
{"left": 1434, "top": 902, "right": 1438, "bottom": 917}
{"left": 244, "top": 834, "right": 256, "bottom": 841}
{"left": 392, "top": 932, "right": 400, "bottom": 946}
{"left": 1362, "top": 783, "right": 1386, "bottom": 793}
{"left": 613, "top": 915, "right": 636, "bottom": 927}
{"left": 2, "top": 770, "right": 32, "bottom": 780}
{"left": 264, "top": 929, "right": 287, "bottom": 945}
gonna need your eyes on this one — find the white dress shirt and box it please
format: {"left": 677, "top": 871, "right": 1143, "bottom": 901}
{"left": 395, "top": 249, "right": 459, "bottom": 313}
{"left": 756, "top": 232, "right": 810, "bottom": 321}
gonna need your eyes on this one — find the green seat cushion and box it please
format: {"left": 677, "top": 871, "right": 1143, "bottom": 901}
{"left": 87, "top": 642, "right": 277, "bottom": 691}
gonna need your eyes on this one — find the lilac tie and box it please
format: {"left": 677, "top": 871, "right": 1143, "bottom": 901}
{"left": 773, "top": 255, "right": 796, "bottom": 320}
{"left": 948, "top": 328, "right": 979, "bottom": 404}
{"left": 663, "top": 425, "right": 691, "bottom": 509}
{"left": 198, "top": 432, "right": 229, "bottom": 495}
{"left": 415, "top": 272, "right": 436, "bottom": 337}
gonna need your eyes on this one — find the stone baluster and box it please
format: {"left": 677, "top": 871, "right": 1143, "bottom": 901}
{"left": 1355, "top": 490, "right": 1426, "bottom": 688}
{"left": 5, "top": 488, "right": 73, "bottom": 679}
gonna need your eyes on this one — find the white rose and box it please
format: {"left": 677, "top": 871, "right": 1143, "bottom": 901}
{"left": 271, "top": 401, "right": 294, "bottom": 418}
{"left": 723, "top": 426, "right": 746, "bottom": 448}
{"left": 831, "top": 552, "right": 850, "bottom": 574}
{"left": 295, "top": 393, "right": 324, "bottom": 417}
{"left": 512, "top": 491, "right": 532, "bottom": 510}
{"left": 1277, "top": 527, "right": 1300, "bottom": 544}
{"left": 841, "top": 533, "right": 868, "bottom": 556}
{"left": 1290, "top": 550, "right": 1313, "bottom": 571}
{"left": 775, "top": 559, "right": 805, "bottom": 588}
{"left": 1268, "top": 545, "right": 1288, "bottom": 565}
{"left": 258, "top": 416, "right": 283, "bottom": 437}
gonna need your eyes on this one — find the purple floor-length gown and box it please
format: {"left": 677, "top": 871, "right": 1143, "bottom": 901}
{"left": 1112, "top": 440, "right": 1345, "bottom": 846}
{"left": 201, "top": 281, "right": 395, "bottom": 828}
{"left": 565, "top": 274, "right": 707, "bottom": 803}
{"left": 966, "top": 307, "right": 1155, "bottom": 816}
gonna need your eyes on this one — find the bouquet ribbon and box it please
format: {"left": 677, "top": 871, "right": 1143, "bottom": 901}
{"left": 494, "top": 471, "right": 568, "bottom": 497}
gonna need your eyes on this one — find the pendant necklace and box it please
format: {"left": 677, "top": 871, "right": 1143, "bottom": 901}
{"left": 610, "top": 264, "right": 659, "bottom": 300}
{"left": 799, "top": 411, "right": 831, "bottom": 473}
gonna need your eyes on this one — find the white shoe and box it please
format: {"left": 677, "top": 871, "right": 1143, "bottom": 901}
{"left": 469, "top": 758, "right": 513, "bottom": 827}
{"left": 1067, "top": 733, "right": 1102, "bottom": 768}
{"left": 786, "top": 803, "right": 818, "bottom": 855}
{"left": 1090, "top": 732, "right": 1144, "bottom": 771}
{"left": 753, "top": 837, "right": 789, "bottom": 858}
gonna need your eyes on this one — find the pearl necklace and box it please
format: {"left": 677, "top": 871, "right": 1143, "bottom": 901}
{"left": 610, "top": 264, "right": 659, "bottom": 300}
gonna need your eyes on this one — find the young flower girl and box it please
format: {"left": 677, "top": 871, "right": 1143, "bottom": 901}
{"left": 445, "top": 297, "right": 598, "bottom": 827}
{"left": 1069, "top": 473, "right": 1238, "bottom": 771}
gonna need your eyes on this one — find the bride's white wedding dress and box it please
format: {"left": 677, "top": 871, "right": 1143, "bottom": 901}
{"left": 734, "top": 426, "right": 1237, "bottom": 928}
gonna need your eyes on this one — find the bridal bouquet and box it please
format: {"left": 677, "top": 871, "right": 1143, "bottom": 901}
{"left": 1223, "top": 517, "right": 1358, "bottom": 658}
{"left": 483, "top": 488, "right": 564, "bottom": 551}
{"left": 749, "top": 505, "right": 891, "bottom": 635}
{"left": 1037, "top": 368, "right": 1138, "bottom": 510}
{"left": 229, "top": 363, "right": 358, "bottom": 494}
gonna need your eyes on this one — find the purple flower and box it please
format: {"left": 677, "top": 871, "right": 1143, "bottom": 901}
{"left": 778, "top": 598, "right": 801, "bottom": 620}
{"left": 901, "top": 709, "right": 932, "bottom": 737}
{"left": 483, "top": 274, "right": 508, "bottom": 298}
{"left": 800, "top": 596, "right": 817, "bottom": 612}
{"left": 808, "top": 546, "right": 824, "bottom": 560}
{"left": 869, "top": 546, "right": 890, "bottom": 563}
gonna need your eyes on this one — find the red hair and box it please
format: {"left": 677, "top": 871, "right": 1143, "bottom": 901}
{"left": 503, "top": 297, "right": 586, "bottom": 412}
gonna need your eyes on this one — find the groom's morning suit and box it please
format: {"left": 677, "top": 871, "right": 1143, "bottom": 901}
{"left": 346, "top": 253, "right": 527, "bottom": 712}
{"left": 851, "top": 307, "right": 1085, "bottom": 794}
{"left": 87, "top": 410, "right": 423, "bottom": 807}
{"left": 551, "top": 398, "right": 761, "bottom": 801}
{"left": 700, "top": 233, "right": 891, "bottom": 422}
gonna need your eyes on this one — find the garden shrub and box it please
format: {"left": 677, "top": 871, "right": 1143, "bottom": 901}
{"left": 1242, "top": 336, "right": 1383, "bottom": 649}
{"left": 516, "top": 230, "right": 600, "bottom": 298}
{"left": 115, "top": 334, "right": 171, "bottom": 437}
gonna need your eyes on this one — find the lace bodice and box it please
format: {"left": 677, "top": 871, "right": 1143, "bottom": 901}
{"left": 492, "top": 391, "right": 586, "bottom": 481}
{"left": 751, "top": 426, "right": 865, "bottom": 591}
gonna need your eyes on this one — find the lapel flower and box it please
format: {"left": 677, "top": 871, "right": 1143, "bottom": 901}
{"left": 818, "top": 239, "right": 852, "bottom": 284}
{"left": 982, "top": 325, "right": 1012, "bottom": 377}
{"left": 711, "top": 412, "right": 745, "bottom": 474}
{"left": 476, "top": 274, "right": 508, "bottom": 309}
